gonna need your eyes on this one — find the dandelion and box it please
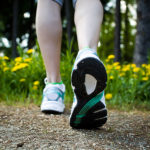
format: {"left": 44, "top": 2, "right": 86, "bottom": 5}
{"left": 142, "top": 77, "right": 149, "bottom": 81}
{"left": 20, "top": 78, "right": 26, "bottom": 82}
{"left": 24, "top": 58, "right": 32, "bottom": 62}
{"left": 122, "top": 66, "right": 130, "bottom": 72}
{"left": 105, "top": 58, "right": 110, "bottom": 63}
{"left": 106, "top": 65, "right": 113, "bottom": 70}
{"left": 33, "top": 81, "right": 40, "bottom": 86}
{"left": 15, "top": 62, "right": 20, "bottom": 66}
{"left": 2, "top": 61, "right": 6, "bottom": 67}
{"left": 133, "top": 67, "right": 140, "bottom": 73}
{"left": 142, "top": 64, "right": 147, "bottom": 68}
{"left": 109, "top": 76, "right": 114, "bottom": 80}
{"left": 33, "top": 85, "right": 38, "bottom": 90}
{"left": 27, "top": 49, "right": 35, "bottom": 54}
{"left": 131, "top": 64, "right": 136, "bottom": 68}
{"left": 108, "top": 55, "right": 115, "bottom": 60}
{"left": 115, "top": 65, "right": 121, "bottom": 70}
{"left": 113, "top": 62, "right": 120, "bottom": 66}
{"left": 3, "top": 56, "right": 9, "bottom": 60}
{"left": 15, "top": 57, "right": 22, "bottom": 62}
{"left": 142, "top": 71, "right": 145, "bottom": 76}
{"left": 12, "top": 66, "right": 20, "bottom": 72}
{"left": 3, "top": 67, "right": 9, "bottom": 72}
{"left": 119, "top": 73, "right": 125, "bottom": 77}
{"left": 11, "top": 63, "right": 29, "bottom": 72}
{"left": 105, "top": 93, "right": 112, "bottom": 100}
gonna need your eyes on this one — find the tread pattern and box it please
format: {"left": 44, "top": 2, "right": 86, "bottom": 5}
{"left": 70, "top": 57, "right": 107, "bottom": 129}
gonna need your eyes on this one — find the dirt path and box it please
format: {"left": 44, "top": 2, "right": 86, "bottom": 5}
{"left": 0, "top": 105, "right": 150, "bottom": 150}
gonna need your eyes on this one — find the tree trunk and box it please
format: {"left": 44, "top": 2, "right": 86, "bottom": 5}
{"left": 64, "top": 0, "right": 74, "bottom": 46}
{"left": 12, "top": 0, "right": 19, "bottom": 58}
{"left": 133, "top": 0, "right": 150, "bottom": 65}
{"left": 114, "top": 0, "right": 121, "bottom": 62}
{"left": 124, "top": 0, "right": 129, "bottom": 61}
{"left": 28, "top": 0, "right": 35, "bottom": 48}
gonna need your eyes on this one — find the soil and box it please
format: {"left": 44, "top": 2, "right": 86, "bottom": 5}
{"left": 0, "top": 105, "right": 150, "bottom": 150}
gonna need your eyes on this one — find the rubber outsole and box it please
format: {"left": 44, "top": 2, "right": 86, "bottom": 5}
{"left": 71, "top": 57, "right": 107, "bottom": 101}
{"left": 70, "top": 57, "right": 107, "bottom": 129}
{"left": 42, "top": 110, "right": 63, "bottom": 115}
{"left": 70, "top": 101, "right": 107, "bottom": 129}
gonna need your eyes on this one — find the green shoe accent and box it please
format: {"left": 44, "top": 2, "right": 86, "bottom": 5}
{"left": 43, "top": 87, "right": 65, "bottom": 102}
{"left": 74, "top": 91, "right": 104, "bottom": 125}
{"left": 46, "top": 81, "right": 63, "bottom": 85}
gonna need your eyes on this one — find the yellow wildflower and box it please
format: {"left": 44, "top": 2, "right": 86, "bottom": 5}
{"left": 20, "top": 78, "right": 26, "bottom": 82}
{"left": 142, "top": 71, "right": 145, "bottom": 76}
{"left": 119, "top": 73, "right": 125, "bottom": 77}
{"left": 141, "top": 64, "right": 147, "bottom": 68}
{"left": 33, "top": 81, "right": 40, "bottom": 86}
{"left": 109, "top": 76, "right": 114, "bottom": 80}
{"left": 131, "top": 64, "right": 136, "bottom": 68}
{"left": 3, "top": 56, "right": 9, "bottom": 60}
{"left": 19, "top": 63, "right": 29, "bottom": 68}
{"left": 108, "top": 55, "right": 115, "bottom": 60}
{"left": 24, "top": 58, "right": 32, "bottom": 62}
{"left": 146, "top": 64, "right": 150, "bottom": 71}
{"left": 2, "top": 62, "right": 6, "bottom": 66}
{"left": 115, "top": 65, "right": 121, "bottom": 70}
{"left": 105, "top": 93, "right": 112, "bottom": 100}
{"left": 33, "top": 85, "right": 38, "bottom": 90}
{"left": 27, "top": 49, "right": 35, "bottom": 54}
{"left": 106, "top": 65, "right": 113, "bottom": 70}
{"left": 15, "top": 62, "right": 20, "bottom": 66}
{"left": 15, "top": 57, "right": 22, "bottom": 62}
{"left": 142, "top": 77, "right": 149, "bottom": 81}
{"left": 11, "top": 63, "right": 29, "bottom": 72}
{"left": 122, "top": 66, "right": 130, "bottom": 72}
{"left": 113, "top": 62, "right": 120, "bottom": 66}
{"left": 12, "top": 66, "right": 19, "bottom": 72}
{"left": 105, "top": 58, "right": 110, "bottom": 63}
{"left": 133, "top": 67, "right": 140, "bottom": 73}
{"left": 3, "top": 67, "right": 9, "bottom": 72}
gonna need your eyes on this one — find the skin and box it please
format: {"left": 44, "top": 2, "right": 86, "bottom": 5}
{"left": 36, "top": 0, "right": 103, "bottom": 83}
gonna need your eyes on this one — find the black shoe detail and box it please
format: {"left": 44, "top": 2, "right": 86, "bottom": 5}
{"left": 70, "top": 57, "right": 107, "bottom": 129}
{"left": 42, "top": 110, "right": 63, "bottom": 115}
{"left": 71, "top": 57, "right": 107, "bottom": 101}
{"left": 70, "top": 101, "right": 107, "bottom": 129}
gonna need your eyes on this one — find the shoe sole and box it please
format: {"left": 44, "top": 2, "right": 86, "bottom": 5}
{"left": 41, "top": 101, "right": 65, "bottom": 114}
{"left": 42, "top": 110, "right": 63, "bottom": 115}
{"left": 70, "top": 57, "right": 107, "bottom": 129}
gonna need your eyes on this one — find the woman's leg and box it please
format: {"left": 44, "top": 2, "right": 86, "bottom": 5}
{"left": 36, "top": 0, "right": 62, "bottom": 83}
{"left": 74, "top": 0, "right": 103, "bottom": 51}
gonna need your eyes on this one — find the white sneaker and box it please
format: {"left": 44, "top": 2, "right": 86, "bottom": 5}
{"left": 70, "top": 48, "right": 107, "bottom": 129}
{"left": 41, "top": 78, "right": 65, "bottom": 114}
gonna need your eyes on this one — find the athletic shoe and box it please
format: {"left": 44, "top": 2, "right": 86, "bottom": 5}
{"left": 70, "top": 48, "right": 107, "bottom": 129}
{"left": 41, "top": 78, "right": 65, "bottom": 114}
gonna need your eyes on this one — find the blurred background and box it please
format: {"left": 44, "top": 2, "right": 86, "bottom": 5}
{"left": 0, "top": 0, "right": 150, "bottom": 110}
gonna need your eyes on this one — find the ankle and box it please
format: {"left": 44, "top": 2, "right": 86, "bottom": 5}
{"left": 44, "top": 78, "right": 63, "bottom": 85}
{"left": 46, "top": 76, "right": 61, "bottom": 83}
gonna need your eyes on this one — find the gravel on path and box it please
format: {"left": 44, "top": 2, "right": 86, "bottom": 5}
{"left": 0, "top": 105, "right": 150, "bottom": 150}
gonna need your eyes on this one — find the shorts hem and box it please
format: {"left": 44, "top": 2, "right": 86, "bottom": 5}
{"left": 52, "top": 0, "right": 63, "bottom": 6}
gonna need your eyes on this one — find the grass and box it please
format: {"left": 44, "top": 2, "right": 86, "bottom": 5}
{"left": 0, "top": 44, "right": 150, "bottom": 111}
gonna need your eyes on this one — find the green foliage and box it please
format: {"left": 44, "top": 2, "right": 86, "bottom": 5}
{"left": 0, "top": 44, "right": 150, "bottom": 110}
{"left": 105, "top": 57, "right": 150, "bottom": 110}
{"left": 0, "top": 42, "right": 75, "bottom": 105}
